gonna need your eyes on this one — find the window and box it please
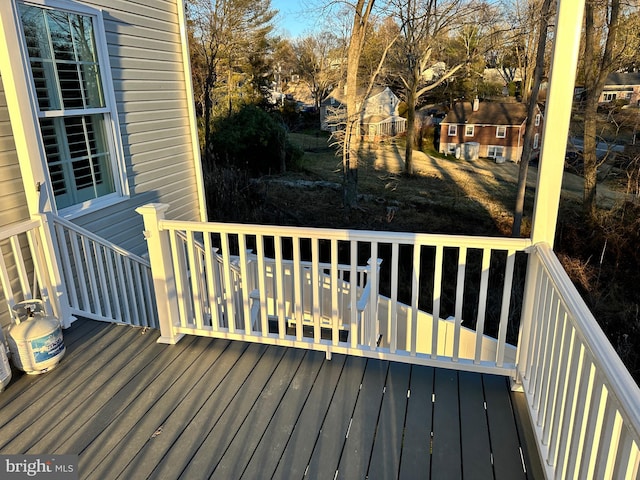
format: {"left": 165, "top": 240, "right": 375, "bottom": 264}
{"left": 533, "top": 133, "right": 539, "bottom": 149}
{"left": 465, "top": 125, "right": 474, "bottom": 137}
{"left": 446, "top": 144, "right": 457, "bottom": 155}
{"left": 19, "top": 2, "right": 124, "bottom": 212}
{"left": 448, "top": 125, "right": 457, "bottom": 136}
{"left": 487, "top": 145, "right": 504, "bottom": 158}
{"left": 496, "top": 126, "right": 506, "bottom": 138}
{"left": 535, "top": 114, "right": 541, "bottom": 126}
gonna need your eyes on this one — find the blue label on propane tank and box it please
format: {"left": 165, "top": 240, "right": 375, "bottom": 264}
{"left": 30, "top": 329, "right": 64, "bottom": 363}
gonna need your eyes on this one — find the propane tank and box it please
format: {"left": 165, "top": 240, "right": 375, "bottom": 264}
{"left": 0, "top": 332, "right": 11, "bottom": 391}
{"left": 8, "top": 300, "right": 65, "bottom": 375}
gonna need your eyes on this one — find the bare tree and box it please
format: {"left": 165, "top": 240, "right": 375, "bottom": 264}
{"left": 343, "top": 0, "right": 378, "bottom": 210}
{"left": 388, "top": 0, "right": 495, "bottom": 174}
{"left": 581, "top": 0, "right": 622, "bottom": 221}
{"left": 511, "top": 0, "right": 553, "bottom": 236}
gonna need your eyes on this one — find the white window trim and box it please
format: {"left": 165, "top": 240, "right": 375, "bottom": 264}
{"left": 448, "top": 124, "right": 457, "bottom": 136}
{"left": 15, "top": 0, "right": 129, "bottom": 218}
{"left": 496, "top": 126, "right": 506, "bottom": 138}
{"left": 487, "top": 145, "right": 504, "bottom": 158}
{"left": 464, "top": 125, "right": 474, "bottom": 137}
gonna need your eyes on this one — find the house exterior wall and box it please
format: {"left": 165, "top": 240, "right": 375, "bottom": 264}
{"left": 439, "top": 123, "right": 525, "bottom": 161}
{"left": 0, "top": 72, "right": 29, "bottom": 228}
{"left": 0, "top": 0, "right": 205, "bottom": 257}
{"left": 598, "top": 85, "right": 640, "bottom": 106}
{"left": 362, "top": 88, "right": 400, "bottom": 117}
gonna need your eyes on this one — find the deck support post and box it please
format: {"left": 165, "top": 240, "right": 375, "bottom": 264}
{"left": 137, "top": 203, "right": 183, "bottom": 344}
{"left": 33, "top": 211, "right": 74, "bottom": 328}
{"left": 516, "top": 0, "right": 586, "bottom": 389}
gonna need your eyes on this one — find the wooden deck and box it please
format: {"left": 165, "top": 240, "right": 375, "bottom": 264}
{"left": 0, "top": 319, "right": 543, "bottom": 479}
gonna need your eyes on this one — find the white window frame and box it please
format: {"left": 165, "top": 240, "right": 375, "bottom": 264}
{"left": 448, "top": 124, "right": 457, "bottom": 136}
{"left": 464, "top": 125, "right": 474, "bottom": 137}
{"left": 487, "top": 145, "right": 504, "bottom": 158}
{"left": 17, "top": 0, "right": 128, "bottom": 218}
{"left": 496, "top": 126, "right": 506, "bottom": 138}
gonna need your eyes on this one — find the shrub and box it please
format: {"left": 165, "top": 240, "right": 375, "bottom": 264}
{"left": 210, "top": 105, "right": 301, "bottom": 174}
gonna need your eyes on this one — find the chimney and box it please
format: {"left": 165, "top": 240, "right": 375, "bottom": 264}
{"left": 473, "top": 97, "right": 479, "bottom": 112}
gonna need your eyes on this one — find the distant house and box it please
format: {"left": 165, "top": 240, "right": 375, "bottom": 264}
{"left": 320, "top": 86, "right": 406, "bottom": 141}
{"left": 439, "top": 99, "right": 543, "bottom": 163}
{"left": 598, "top": 72, "right": 640, "bottom": 106}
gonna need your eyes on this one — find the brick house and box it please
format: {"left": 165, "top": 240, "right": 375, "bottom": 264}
{"left": 439, "top": 99, "right": 543, "bottom": 163}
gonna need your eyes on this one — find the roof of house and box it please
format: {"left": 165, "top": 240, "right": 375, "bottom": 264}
{"left": 442, "top": 101, "right": 529, "bottom": 126}
{"left": 321, "top": 85, "right": 394, "bottom": 106}
{"left": 604, "top": 72, "right": 640, "bottom": 87}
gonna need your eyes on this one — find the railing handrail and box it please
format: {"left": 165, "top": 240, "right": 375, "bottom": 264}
{"left": 50, "top": 214, "right": 150, "bottom": 268}
{"left": 534, "top": 242, "right": 640, "bottom": 439}
{"left": 0, "top": 219, "right": 41, "bottom": 241}
{"left": 158, "top": 218, "right": 532, "bottom": 251}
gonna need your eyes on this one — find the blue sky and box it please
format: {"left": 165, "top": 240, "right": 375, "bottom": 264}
{"left": 270, "top": 0, "right": 317, "bottom": 39}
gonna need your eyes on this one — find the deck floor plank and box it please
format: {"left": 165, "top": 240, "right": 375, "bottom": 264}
{"left": 483, "top": 374, "right": 527, "bottom": 479}
{"left": 218, "top": 349, "right": 326, "bottom": 480}
{"left": 0, "top": 320, "right": 112, "bottom": 416}
{"left": 398, "top": 365, "right": 435, "bottom": 480}
{"left": 336, "top": 358, "right": 390, "bottom": 480}
{"left": 368, "top": 361, "right": 412, "bottom": 479}
{"left": 0, "top": 320, "right": 541, "bottom": 479}
{"left": 139, "top": 343, "right": 285, "bottom": 479}
{"left": 41, "top": 333, "right": 201, "bottom": 455}
{"left": 269, "top": 352, "right": 349, "bottom": 480}
{"left": 459, "top": 370, "right": 494, "bottom": 480}
{"left": 0, "top": 324, "right": 141, "bottom": 449}
{"left": 206, "top": 347, "right": 313, "bottom": 480}
{"left": 298, "top": 355, "right": 368, "bottom": 480}
{"left": 80, "top": 337, "right": 244, "bottom": 479}
{"left": 14, "top": 326, "right": 159, "bottom": 454}
{"left": 431, "top": 368, "right": 462, "bottom": 478}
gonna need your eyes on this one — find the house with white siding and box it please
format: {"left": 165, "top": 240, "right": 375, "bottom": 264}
{"left": 0, "top": 0, "right": 206, "bottom": 328}
{"left": 320, "top": 86, "right": 406, "bottom": 140}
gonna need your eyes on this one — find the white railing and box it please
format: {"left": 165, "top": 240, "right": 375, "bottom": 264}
{"left": 138, "top": 203, "right": 530, "bottom": 374}
{"left": 48, "top": 214, "right": 157, "bottom": 328}
{"left": 518, "top": 243, "right": 640, "bottom": 479}
{"left": 0, "top": 218, "right": 59, "bottom": 326}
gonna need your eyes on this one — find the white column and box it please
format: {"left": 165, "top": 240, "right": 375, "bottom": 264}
{"left": 137, "top": 203, "right": 183, "bottom": 344}
{"left": 530, "top": 0, "right": 586, "bottom": 247}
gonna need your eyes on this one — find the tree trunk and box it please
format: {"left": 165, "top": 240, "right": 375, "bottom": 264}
{"left": 582, "top": 0, "right": 620, "bottom": 222}
{"left": 343, "top": 0, "right": 375, "bottom": 211}
{"left": 512, "top": 0, "right": 552, "bottom": 236}
{"left": 405, "top": 86, "right": 416, "bottom": 175}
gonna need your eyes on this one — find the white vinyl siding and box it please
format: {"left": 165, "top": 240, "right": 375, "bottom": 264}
{"left": 0, "top": 74, "right": 30, "bottom": 227}
{"left": 1, "top": 0, "right": 203, "bottom": 257}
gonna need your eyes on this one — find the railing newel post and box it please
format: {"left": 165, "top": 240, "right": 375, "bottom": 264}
{"left": 32, "top": 211, "right": 74, "bottom": 328}
{"left": 137, "top": 203, "right": 183, "bottom": 344}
